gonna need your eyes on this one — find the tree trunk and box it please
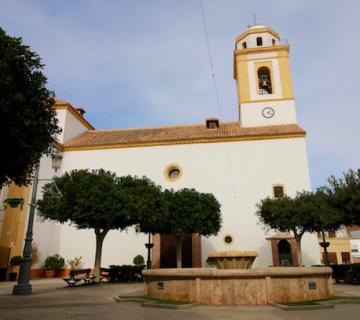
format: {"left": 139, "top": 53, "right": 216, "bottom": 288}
{"left": 94, "top": 229, "right": 109, "bottom": 282}
{"left": 294, "top": 234, "right": 303, "bottom": 267}
{"left": 176, "top": 235, "right": 183, "bottom": 268}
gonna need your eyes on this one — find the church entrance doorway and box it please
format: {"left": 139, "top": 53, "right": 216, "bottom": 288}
{"left": 152, "top": 233, "right": 202, "bottom": 268}
{"left": 160, "top": 234, "right": 192, "bottom": 268}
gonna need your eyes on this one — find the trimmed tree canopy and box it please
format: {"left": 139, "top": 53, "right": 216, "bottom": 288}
{"left": 162, "top": 188, "right": 222, "bottom": 237}
{"left": 37, "top": 169, "right": 164, "bottom": 280}
{"left": 257, "top": 191, "right": 343, "bottom": 266}
{"left": 0, "top": 27, "right": 60, "bottom": 186}
{"left": 322, "top": 169, "right": 360, "bottom": 226}
{"left": 138, "top": 188, "right": 222, "bottom": 267}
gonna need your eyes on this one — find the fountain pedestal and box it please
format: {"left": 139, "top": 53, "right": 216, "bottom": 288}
{"left": 207, "top": 251, "right": 258, "bottom": 269}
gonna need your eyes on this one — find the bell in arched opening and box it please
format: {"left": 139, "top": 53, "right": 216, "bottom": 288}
{"left": 257, "top": 67, "right": 273, "bottom": 95}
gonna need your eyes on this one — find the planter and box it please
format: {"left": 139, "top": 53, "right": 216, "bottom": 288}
{"left": 44, "top": 270, "right": 55, "bottom": 278}
{"left": 4, "top": 197, "right": 24, "bottom": 209}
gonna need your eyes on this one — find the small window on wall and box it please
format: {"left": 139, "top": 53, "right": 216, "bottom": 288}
{"left": 272, "top": 38, "right": 276, "bottom": 46}
{"left": 242, "top": 42, "right": 247, "bottom": 49}
{"left": 258, "top": 67, "right": 273, "bottom": 95}
{"left": 224, "top": 235, "right": 233, "bottom": 245}
{"left": 273, "top": 185, "right": 285, "bottom": 199}
{"left": 164, "top": 163, "right": 183, "bottom": 182}
{"left": 256, "top": 37, "right": 263, "bottom": 46}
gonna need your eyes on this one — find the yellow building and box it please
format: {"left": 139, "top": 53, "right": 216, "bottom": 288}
{"left": 317, "top": 228, "right": 352, "bottom": 265}
{"left": 0, "top": 184, "right": 31, "bottom": 279}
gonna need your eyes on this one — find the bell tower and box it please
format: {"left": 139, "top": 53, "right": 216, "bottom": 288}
{"left": 234, "top": 25, "right": 297, "bottom": 127}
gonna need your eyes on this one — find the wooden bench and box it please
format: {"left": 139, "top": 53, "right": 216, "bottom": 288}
{"left": 63, "top": 268, "right": 95, "bottom": 287}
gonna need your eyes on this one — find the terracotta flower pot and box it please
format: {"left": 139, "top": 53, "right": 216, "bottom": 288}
{"left": 44, "top": 270, "right": 55, "bottom": 278}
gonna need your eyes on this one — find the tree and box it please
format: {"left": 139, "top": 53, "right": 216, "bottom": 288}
{"left": 0, "top": 27, "right": 60, "bottom": 186}
{"left": 138, "top": 188, "right": 222, "bottom": 268}
{"left": 257, "top": 191, "right": 343, "bottom": 266}
{"left": 322, "top": 169, "right": 360, "bottom": 226}
{"left": 37, "top": 169, "right": 163, "bottom": 281}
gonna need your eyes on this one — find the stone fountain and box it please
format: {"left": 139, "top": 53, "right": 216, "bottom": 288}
{"left": 206, "top": 251, "right": 258, "bottom": 269}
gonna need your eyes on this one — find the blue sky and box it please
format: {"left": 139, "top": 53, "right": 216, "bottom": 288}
{"left": 1, "top": 0, "right": 359, "bottom": 189}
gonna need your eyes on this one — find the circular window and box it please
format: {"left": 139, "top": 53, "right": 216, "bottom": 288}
{"left": 164, "top": 164, "right": 183, "bottom": 182}
{"left": 168, "top": 168, "right": 180, "bottom": 179}
{"left": 224, "top": 235, "right": 233, "bottom": 245}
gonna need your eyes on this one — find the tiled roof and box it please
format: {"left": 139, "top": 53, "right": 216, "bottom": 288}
{"left": 63, "top": 122, "right": 305, "bottom": 151}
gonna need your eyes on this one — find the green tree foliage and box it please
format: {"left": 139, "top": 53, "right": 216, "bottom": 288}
{"left": 0, "top": 27, "right": 60, "bottom": 186}
{"left": 37, "top": 169, "right": 163, "bottom": 281}
{"left": 257, "top": 191, "right": 343, "bottom": 266}
{"left": 322, "top": 169, "right": 360, "bottom": 226}
{"left": 138, "top": 188, "right": 222, "bottom": 268}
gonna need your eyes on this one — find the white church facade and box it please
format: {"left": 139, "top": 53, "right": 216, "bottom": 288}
{"left": 0, "top": 25, "right": 321, "bottom": 276}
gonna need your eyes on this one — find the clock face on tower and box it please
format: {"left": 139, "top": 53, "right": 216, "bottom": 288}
{"left": 262, "top": 107, "right": 275, "bottom": 119}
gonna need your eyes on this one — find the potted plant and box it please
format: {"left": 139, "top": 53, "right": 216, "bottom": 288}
{"left": 43, "top": 254, "right": 64, "bottom": 278}
{"left": 4, "top": 197, "right": 24, "bottom": 209}
{"left": 67, "top": 256, "right": 83, "bottom": 270}
{"left": 8, "top": 256, "right": 22, "bottom": 281}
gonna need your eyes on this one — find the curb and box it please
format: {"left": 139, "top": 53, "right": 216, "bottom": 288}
{"left": 114, "top": 296, "right": 197, "bottom": 309}
{"left": 141, "top": 302, "right": 198, "bottom": 309}
{"left": 271, "top": 302, "right": 334, "bottom": 311}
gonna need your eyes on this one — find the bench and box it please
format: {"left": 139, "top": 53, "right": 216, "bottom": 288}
{"left": 63, "top": 268, "right": 95, "bottom": 287}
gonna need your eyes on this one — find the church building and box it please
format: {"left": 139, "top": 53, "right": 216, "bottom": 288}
{"left": 0, "top": 25, "right": 321, "bottom": 277}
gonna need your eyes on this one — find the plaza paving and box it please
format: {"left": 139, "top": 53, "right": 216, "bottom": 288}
{"left": 0, "top": 279, "right": 360, "bottom": 320}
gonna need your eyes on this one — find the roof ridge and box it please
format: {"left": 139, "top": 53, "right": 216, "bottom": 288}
{"left": 90, "top": 120, "right": 240, "bottom": 133}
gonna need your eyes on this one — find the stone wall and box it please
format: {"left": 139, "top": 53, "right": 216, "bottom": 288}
{"left": 143, "top": 267, "right": 333, "bottom": 305}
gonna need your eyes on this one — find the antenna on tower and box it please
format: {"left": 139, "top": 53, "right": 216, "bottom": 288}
{"left": 253, "top": 12, "right": 257, "bottom": 26}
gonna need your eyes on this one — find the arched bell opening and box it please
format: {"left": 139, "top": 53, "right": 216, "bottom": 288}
{"left": 257, "top": 67, "right": 273, "bottom": 95}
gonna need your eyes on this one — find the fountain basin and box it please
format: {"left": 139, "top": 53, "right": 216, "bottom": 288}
{"left": 143, "top": 267, "right": 333, "bottom": 305}
{"left": 207, "top": 251, "right": 258, "bottom": 269}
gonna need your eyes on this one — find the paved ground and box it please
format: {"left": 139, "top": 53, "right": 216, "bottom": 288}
{"left": 1, "top": 280, "right": 360, "bottom": 320}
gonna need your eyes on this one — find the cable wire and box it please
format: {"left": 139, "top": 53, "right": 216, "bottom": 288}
{"left": 199, "top": 0, "right": 222, "bottom": 118}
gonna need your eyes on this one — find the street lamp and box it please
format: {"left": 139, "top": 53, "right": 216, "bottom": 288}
{"left": 319, "top": 229, "right": 330, "bottom": 266}
{"left": 51, "top": 150, "right": 62, "bottom": 173}
{"left": 13, "top": 151, "right": 62, "bottom": 295}
{"left": 145, "top": 233, "right": 154, "bottom": 269}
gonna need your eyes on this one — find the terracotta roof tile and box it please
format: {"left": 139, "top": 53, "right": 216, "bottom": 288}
{"left": 63, "top": 122, "right": 305, "bottom": 151}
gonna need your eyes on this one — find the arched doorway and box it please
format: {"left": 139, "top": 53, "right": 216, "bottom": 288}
{"left": 277, "top": 239, "right": 293, "bottom": 266}
{"left": 266, "top": 232, "right": 299, "bottom": 266}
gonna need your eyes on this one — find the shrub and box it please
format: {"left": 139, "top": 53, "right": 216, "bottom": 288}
{"left": 351, "top": 263, "right": 360, "bottom": 283}
{"left": 108, "top": 265, "right": 144, "bottom": 282}
{"left": 9, "top": 256, "right": 22, "bottom": 266}
{"left": 44, "top": 254, "right": 64, "bottom": 270}
{"left": 330, "top": 264, "right": 350, "bottom": 283}
{"left": 133, "top": 255, "right": 145, "bottom": 266}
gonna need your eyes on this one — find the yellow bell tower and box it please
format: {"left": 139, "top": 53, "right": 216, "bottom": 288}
{"left": 234, "top": 25, "right": 297, "bottom": 127}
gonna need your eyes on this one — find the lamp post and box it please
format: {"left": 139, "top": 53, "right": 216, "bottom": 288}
{"left": 145, "top": 233, "right": 154, "bottom": 269}
{"left": 319, "top": 229, "right": 330, "bottom": 266}
{"left": 13, "top": 151, "right": 62, "bottom": 295}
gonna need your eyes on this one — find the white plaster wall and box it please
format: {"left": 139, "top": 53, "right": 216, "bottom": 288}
{"left": 55, "top": 109, "right": 67, "bottom": 144}
{"left": 63, "top": 111, "right": 89, "bottom": 143}
{"left": 55, "top": 109, "right": 89, "bottom": 144}
{"left": 240, "top": 99, "right": 297, "bottom": 127}
{"left": 0, "top": 186, "right": 9, "bottom": 237}
{"left": 237, "top": 32, "right": 279, "bottom": 49}
{"left": 350, "top": 239, "right": 360, "bottom": 258}
{"left": 32, "top": 136, "right": 320, "bottom": 268}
